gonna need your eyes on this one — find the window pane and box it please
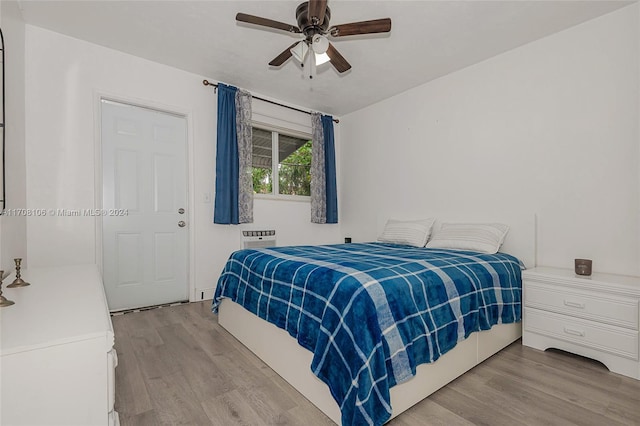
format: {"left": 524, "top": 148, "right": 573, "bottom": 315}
{"left": 252, "top": 127, "right": 272, "bottom": 194}
{"left": 278, "top": 135, "right": 311, "bottom": 196}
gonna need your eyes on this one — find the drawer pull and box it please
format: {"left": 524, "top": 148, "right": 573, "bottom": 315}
{"left": 563, "top": 300, "right": 585, "bottom": 309}
{"left": 563, "top": 327, "right": 585, "bottom": 337}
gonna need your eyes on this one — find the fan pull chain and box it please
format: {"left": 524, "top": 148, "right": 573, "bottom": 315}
{"left": 307, "top": 48, "right": 316, "bottom": 80}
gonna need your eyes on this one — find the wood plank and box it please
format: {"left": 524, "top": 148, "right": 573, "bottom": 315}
{"left": 118, "top": 409, "right": 160, "bottom": 426}
{"left": 156, "top": 322, "right": 235, "bottom": 398}
{"left": 480, "top": 351, "right": 615, "bottom": 414}
{"left": 144, "top": 370, "right": 212, "bottom": 425}
{"left": 112, "top": 331, "right": 152, "bottom": 417}
{"left": 388, "top": 399, "right": 474, "bottom": 426}
{"left": 429, "top": 386, "right": 529, "bottom": 426}
{"left": 201, "top": 389, "right": 268, "bottom": 426}
{"left": 483, "top": 371, "right": 626, "bottom": 425}
{"left": 286, "top": 406, "right": 335, "bottom": 426}
{"left": 114, "top": 302, "right": 640, "bottom": 425}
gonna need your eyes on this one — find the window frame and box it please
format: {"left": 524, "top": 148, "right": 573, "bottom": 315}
{"left": 251, "top": 122, "right": 312, "bottom": 202}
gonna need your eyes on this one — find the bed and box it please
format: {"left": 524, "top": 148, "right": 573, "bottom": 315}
{"left": 213, "top": 219, "right": 533, "bottom": 426}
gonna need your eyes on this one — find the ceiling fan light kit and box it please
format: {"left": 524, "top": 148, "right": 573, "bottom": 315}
{"left": 315, "top": 52, "right": 330, "bottom": 66}
{"left": 290, "top": 39, "right": 330, "bottom": 70}
{"left": 312, "top": 35, "right": 329, "bottom": 54}
{"left": 236, "top": 0, "right": 391, "bottom": 76}
{"left": 290, "top": 41, "right": 309, "bottom": 63}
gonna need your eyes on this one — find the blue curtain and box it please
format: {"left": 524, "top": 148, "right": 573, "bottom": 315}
{"left": 213, "top": 84, "right": 239, "bottom": 224}
{"left": 322, "top": 115, "right": 338, "bottom": 223}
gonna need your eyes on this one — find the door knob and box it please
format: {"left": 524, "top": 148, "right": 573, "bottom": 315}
{"left": 178, "top": 221, "right": 186, "bottom": 228}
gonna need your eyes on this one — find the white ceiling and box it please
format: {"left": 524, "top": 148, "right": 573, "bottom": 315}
{"left": 17, "top": 0, "right": 633, "bottom": 116}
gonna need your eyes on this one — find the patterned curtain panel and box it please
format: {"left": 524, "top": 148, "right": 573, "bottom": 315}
{"left": 213, "top": 84, "right": 253, "bottom": 224}
{"left": 311, "top": 113, "right": 327, "bottom": 223}
{"left": 311, "top": 113, "right": 338, "bottom": 224}
{"left": 236, "top": 89, "right": 253, "bottom": 224}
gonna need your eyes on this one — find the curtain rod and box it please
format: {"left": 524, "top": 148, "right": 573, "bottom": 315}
{"left": 202, "top": 80, "right": 339, "bottom": 124}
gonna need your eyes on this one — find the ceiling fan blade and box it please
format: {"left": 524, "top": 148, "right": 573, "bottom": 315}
{"left": 326, "top": 43, "right": 351, "bottom": 73}
{"left": 236, "top": 13, "right": 301, "bottom": 33}
{"left": 269, "top": 42, "right": 299, "bottom": 66}
{"left": 330, "top": 18, "right": 392, "bottom": 37}
{"left": 307, "top": 0, "right": 328, "bottom": 25}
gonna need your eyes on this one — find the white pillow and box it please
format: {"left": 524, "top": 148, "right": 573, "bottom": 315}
{"left": 378, "top": 218, "right": 436, "bottom": 248}
{"left": 426, "top": 223, "right": 509, "bottom": 254}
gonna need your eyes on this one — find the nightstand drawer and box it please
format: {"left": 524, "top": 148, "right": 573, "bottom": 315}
{"left": 525, "top": 308, "right": 639, "bottom": 360}
{"left": 524, "top": 282, "right": 638, "bottom": 330}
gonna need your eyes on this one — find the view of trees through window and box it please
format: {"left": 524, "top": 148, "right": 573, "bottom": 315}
{"left": 252, "top": 127, "right": 312, "bottom": 197}
{"left": 278, "top": 140, "right": 311, "bottom": 195}
{"left": 252, "top": 166, "right": 273, "bottom": 194}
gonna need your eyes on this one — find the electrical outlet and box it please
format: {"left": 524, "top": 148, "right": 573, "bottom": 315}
{"left": 197, "top": 288, "right": 215, "bottom": 301}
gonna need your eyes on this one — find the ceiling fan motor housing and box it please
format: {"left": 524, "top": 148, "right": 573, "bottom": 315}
{"left": 296, "top": 2, "right": 331, "bottom": 39}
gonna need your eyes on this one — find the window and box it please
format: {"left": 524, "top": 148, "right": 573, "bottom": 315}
{"left": 252, "top": 126, "right": 312, "bottom": 198}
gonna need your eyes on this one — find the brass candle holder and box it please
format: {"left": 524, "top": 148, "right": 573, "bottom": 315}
{"left": 0, "top": 270, "right": 15, "bottom": 307}
{"left": 7, "top": 258, "right": 30, "bottom": 288}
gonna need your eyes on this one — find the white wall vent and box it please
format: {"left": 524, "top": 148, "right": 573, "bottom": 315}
{"left": 242, "top": 230, "right": 276, "bottom": 249}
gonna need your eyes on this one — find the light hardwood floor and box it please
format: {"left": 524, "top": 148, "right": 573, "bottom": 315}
{"left": 113, "top": 301, "right": 640, "bottom": 426}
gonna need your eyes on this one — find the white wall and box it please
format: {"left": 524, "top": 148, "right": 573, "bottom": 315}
{"left": 0, "top": 1, "right": 28, "bottom": 274}
{"left": 22, "top": 3, "right": 637, "bottom": 304}
{"left": 341, "top": 4, "right": 639, "bottom": 276}
{"left": 24, "top": 26, "right": 341, "bottom": 302}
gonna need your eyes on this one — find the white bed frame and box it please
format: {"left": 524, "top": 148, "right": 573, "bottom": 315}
{"left": 218, "top": 216, "right": 536, "bottom": 424}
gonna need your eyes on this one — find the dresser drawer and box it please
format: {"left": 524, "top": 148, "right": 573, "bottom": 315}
{"left": 524, "top": 281, "right": 638, "bottom": 330}
{"left": 524, "top": 308, "right": 639, "bottom": 360}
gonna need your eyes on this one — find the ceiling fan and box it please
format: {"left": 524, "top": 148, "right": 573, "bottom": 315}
{"left": 236, "top": 0, "right": 391, "bottom": 75}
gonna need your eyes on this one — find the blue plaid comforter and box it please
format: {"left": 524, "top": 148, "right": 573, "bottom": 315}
{"left": 213, "top": 243, "right": 523, "bottom": 426}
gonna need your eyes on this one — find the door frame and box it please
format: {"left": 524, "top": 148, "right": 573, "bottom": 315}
{"left": 93, "top": 91, "right": 196, "bottom": 305}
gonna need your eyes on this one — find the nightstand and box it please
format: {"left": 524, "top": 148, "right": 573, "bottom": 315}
{"left": 522, "top": 266, "right": 640, "bottom": 380}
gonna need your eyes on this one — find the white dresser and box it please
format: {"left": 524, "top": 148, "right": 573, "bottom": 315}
{"left": 0, "top": 265, "right": 119, "bottom": 425}
{"left": 522, "top": 266, "right": 640, "bottom": 380}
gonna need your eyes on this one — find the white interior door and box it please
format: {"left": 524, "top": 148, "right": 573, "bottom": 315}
{"left": 101, "top": 100, "right": 188, "bottom": 311}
